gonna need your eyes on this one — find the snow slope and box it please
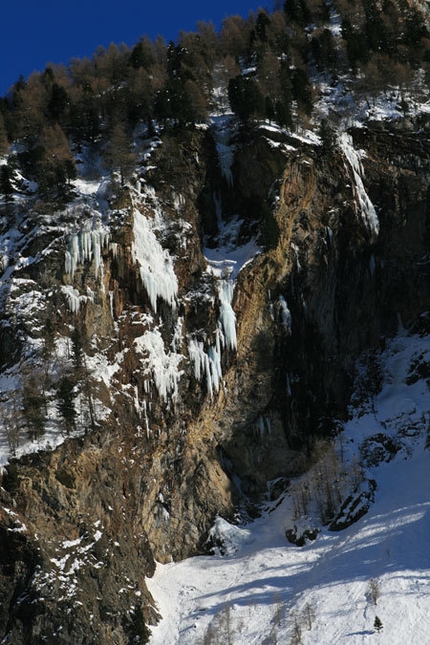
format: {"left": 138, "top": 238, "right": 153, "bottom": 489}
{"left": 146, "top": 329, "right": 430, "bottom": 644}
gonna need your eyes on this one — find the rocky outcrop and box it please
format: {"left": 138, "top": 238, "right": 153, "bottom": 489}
{"left": 1, "top": 114, "right": 430, "bottom": 642}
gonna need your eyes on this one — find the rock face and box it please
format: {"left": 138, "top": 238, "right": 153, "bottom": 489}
{"left": 1, "top": 114, "right": 430, "bottom": 642}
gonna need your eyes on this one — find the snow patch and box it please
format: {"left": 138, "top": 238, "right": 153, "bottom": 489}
{"left": 208, "top": 517, "right": 253, "bottom": 556}
{"left": 147, "top": 329, "right": 430, "bottom": 645}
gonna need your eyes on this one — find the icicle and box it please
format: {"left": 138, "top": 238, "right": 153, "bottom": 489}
{"left": 61, "top": 285, "right": 86, "bottom": 313}
{"left": 279, "top": 296, "right": 292, "bottom": 334}
{"left": 208, "top": 333, "right": 223, "bottom": 393}
{"left": 204, "top": 353, "right": 213, "bottom": 397}
{"left": 218, "top": 280, "right": 237, "bottom": 351}
{"left": 134, "top": 385, "right": 141, "bottom": 416}
{"left": 109, "top": 291, "right": 115, "bottom": 319}
{"left": 339, "top": 132, "right": 379, "bottom": 237}
{"left": 64, "top": 224, "right": 110, "bottom": 279}
{"left": 143, "top": 400, "right": 151, "bottom": 438}
{"left": 187, "top": 334, "right": 223, "bottom": 399}
{"left": 188, "top": 338, "right": 206, "bottom": 382}
{"left": 132, "top": 209, "right": 178, "bottom": 313}
{"left": 134, "top": 329, "right": 183, "bottom": 402}
{"left": 257, "top": 416, "right": 266, "bottom": 437}
{"left": 92, "top": 231, "right": 101, "bottom": 277}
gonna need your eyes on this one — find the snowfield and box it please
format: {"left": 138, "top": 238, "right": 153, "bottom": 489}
{"left": 147, "top": 329, "right": 430, "bottom": 644}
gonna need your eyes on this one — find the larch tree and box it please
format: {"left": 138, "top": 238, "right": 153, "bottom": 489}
{"left": 36, "top": 123, "right": 76, "bottom": 198}
{"left": 0, "top": 112, "right": 8, "bottom": 155}
{"left": 104, "top": 122, "right": 137, "bottom": 186}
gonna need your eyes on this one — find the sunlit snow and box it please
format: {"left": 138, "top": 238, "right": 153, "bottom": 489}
{"left": 147, "top": 330, "right": 430, "bottom": 644}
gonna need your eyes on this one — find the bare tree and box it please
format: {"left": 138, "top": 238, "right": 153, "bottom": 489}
{"left": 0, "top": 113, "right": 8, "bottom": 155}
{"left": 290, "top": 612, "right": 302, "bottom": 645}
{"left": 21, "top": 366, "right": 46, "bottom": 440}
{"left": 303, "top": 602, "right": 316, "bottom": 630}
{"left": 367, "top": 578, "right": 381, "bottom": 606}
{"left": 104, "top": 122, "right": 137, "bottom": 186}
{"left": 202, "top": 603, "right": 236, "bottom": 645}
{"left": 1, "top": 392, "right": 22, "bottom": 456}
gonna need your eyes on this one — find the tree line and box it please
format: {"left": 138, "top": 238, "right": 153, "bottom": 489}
{"left": 0, "top": 0, "right": 428, "bottom": 202}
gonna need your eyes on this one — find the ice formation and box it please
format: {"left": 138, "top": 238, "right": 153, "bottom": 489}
{"left": 339, "top": 132, "right": 379, "bottom": 237}
{"left": 65, "top": 226, "right": 110, "bottom": 279}
{"left": 212, "top": 116, "right": 235, "bottom": 187}
{"left": 132, "top": 208, "right": 178, "bottom": 313}
{"left": 134, "top": 329, "right": 183, "bottom": 402}
{"left": 279, "top": 295, "right": 292, "bottom": 334}
{"left": 61, "top": 285, "right": 93, "bottom": 314}
{"left": 218, "top": 280, "right": 237, "bottom": 351}
{"left": 188, "top": 333, "right": 224, "bottom": 399}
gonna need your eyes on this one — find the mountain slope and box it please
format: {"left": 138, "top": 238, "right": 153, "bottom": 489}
{"left": 147, "top": 330, "right": 430, "bottom": 644}
{"left": 1, "top": 1, "right": 430, "bottom": 642}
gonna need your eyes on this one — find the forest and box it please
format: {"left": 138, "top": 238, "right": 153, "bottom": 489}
{"left": 0, "top": 0, "right": 429, "bottom": 203}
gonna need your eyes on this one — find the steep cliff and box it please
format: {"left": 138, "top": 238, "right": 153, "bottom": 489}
{"left": 1, "top": 1, "right": 430, "bottom": 638}
{"left": 1, "top": 111, "right": 430, "bottom": 641}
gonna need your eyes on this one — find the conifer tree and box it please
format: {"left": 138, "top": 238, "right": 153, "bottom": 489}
{"left": 228, "top": 76, "right": 265, "bottom": 121}
{"left": 291, "top": 68, "right": 313, "bottom": 116}
{"left": 47, "top": 82, "right": 69, "bottom": 123}
{"left": 0, "top": 112, "right": 8, "bottom": 155}
{"left": 129, "top": 38, "right": 155, "bottom": 70}
{"left": 0, "top": 164, "right": 14, "bottom": 203}
{"left": 374, "top": 616, "right": 383, "bottom": 633}
{"left": 284, "top": 0, "right": 311, "bottom": 27}
{"left": 71, "top": 327, "right": 83, "bottom": 371}
{"left": 57, "top": 374, "right": 76, "bottom": 434}
{"left": 22, "top": 369, "right": 46, "bottom": 440}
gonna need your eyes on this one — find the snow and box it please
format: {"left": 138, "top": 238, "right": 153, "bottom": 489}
{"left": 146, "top": 329, "right": 430, "bottom": 644}
{"left": 204, "top": 236, "right": 261, "bottom": 283}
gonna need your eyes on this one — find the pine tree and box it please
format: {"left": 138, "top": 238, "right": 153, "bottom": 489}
{"left": 284, "top": 0, "right": 310, "bottom": 27}
{"left": 319, "top": 119, "right": 335, "bottom": 156}
{"left": 57, "top": 375, "right": 76, "bottom": 434}
{"left": 0, "top": 164, "right": 14, "bottom": 203}
{"left": 374, "top": 616, "right": 383, "bottom": 633}
{"left": 22, "top": 370, "right": 46, "bottom": 440}
{"left": 47, "top": 82, "right": 69, "bottom": 123}
{"left": 129, "top": 38, "right": 155, "bottom": 70}
{"left": 1, "top": 393, "right": 21, "bottom": 456}
{"left": 291, "top": 68, "right": 313, "bottom": 116}
{"left": 228, "top": 76, "right": 265, "bottom": 121}
{"left": 71, "top": 327, "right": 83, "bottom": 370}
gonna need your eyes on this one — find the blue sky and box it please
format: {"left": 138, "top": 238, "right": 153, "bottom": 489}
{"left": 0, "top": 0, "right": 271, "bottom": 96}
